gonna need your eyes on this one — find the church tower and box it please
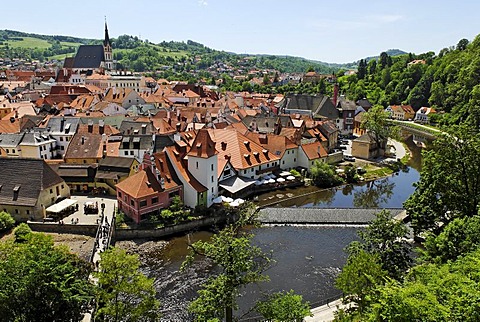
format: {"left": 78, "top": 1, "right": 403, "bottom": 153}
{"left": 103, "top": 20, "right": 113, "bottom": 70}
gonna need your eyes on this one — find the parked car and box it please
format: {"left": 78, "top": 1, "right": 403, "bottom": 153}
{"left": 357, "top": 167, "right": 366, "bottom": 174}
{"left": 344, "top": 155, "right": 355, "bottom": 162}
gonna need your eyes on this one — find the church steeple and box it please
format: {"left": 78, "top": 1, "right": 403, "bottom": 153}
{"left": 103, "top": 18, "right": 111, "bottom": 47}
{"left": 103, "top": 17, "right": 113, "bottom": 70}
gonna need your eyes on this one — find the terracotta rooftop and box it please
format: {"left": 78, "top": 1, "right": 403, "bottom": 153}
{"left": 187, "top": 128, "right": 218, "bottom": 158}
{"left": 301, "top": 141, "right": 328, "bottom": 160}
{"left": 207, "top": 128, "right": 280, "bottom": 170}
{"left": 115, "top": 167, "right": 162, "bottom": 199}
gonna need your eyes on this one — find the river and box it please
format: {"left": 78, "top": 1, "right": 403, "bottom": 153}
{"left": 136, "top": 134, "right": 424, "bottom": 321}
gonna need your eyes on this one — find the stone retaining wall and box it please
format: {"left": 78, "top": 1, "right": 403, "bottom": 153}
{"left": 27, "top": 222, "right": 98, "bottom": 236}
{"left": 114, "top": 215, "right": 233, "bottom": 241}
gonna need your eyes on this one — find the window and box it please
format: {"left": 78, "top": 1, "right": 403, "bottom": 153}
{"left": 294, "top": 158, "right": 296, "bottom": 162}
{"left": 50, "top": 189, "right": 53, "bottom": 194}
{"left": 60, "top": 137, "right": 63, "bottom": 142}
{"left": 130, "top": 151, "right": 134, "bottom": 155}
{"left": 26, "top": 210, "right": 30, "bottom": 215}
{"left": 211, "top": 187, "right": 214, "bottom": 193}
{"left": 124, "top": 151, "right": 128, "bottom": 156}
{"left": 211, "top": 164, "right": 213, "bottom": 171}
{"left": 118, "top": 191, "right": 122, "bottom": 198}
{"left": 5, "top": 149, "right": 8, "bottom": 153}
{"left": 211, "top": 175, "right": 214, "bottom": 182}
{"left": 130, "top": 200, "right": 135, "bottom": 207}
{"left": 152, "top": 196, "right": 158, "bottom": 204}
{"left": 15, "top": 209, "right": 18, "bottom": 214}
{"left": 139, "top": 200, "right": 147, "bottom": 208}
{"left": 12, "top": 149, "right": 15, "bottom": 153}
{"left": 61, "top": 146, "right": 65, "bottom": 150}
{"left": 196, "top": 162, "right": 199, "bottom": 169}
{"left": 282, "top": 161, "right": 285, "bottom": 165}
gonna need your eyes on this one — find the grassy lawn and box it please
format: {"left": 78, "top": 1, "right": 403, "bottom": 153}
{"left": 3, "top": 37, "right": 51, "bottom": 49}
{"left": 59, "top": 41, "right": 83, "bottom": 48}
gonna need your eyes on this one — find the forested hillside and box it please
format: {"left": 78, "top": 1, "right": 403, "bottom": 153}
{"left": 337, "top": 36, "right": 480, "bottom": 125}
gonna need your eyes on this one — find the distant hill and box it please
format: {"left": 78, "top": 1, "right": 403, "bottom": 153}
{"left": 0, "top": 29, "right": 404, "bottom": 74}
{"left": 363, "top": 49, "right": 408, "bottom": 62}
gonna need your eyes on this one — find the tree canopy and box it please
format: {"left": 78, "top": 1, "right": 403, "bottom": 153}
{"left": 404, "top": 125, "right": 480, "bottom": 234}
{"left": 0, "top": 232, "right": 94, "bottom": 322}
{"left": 94, "top": 247, "right": 160, "bottom": 322}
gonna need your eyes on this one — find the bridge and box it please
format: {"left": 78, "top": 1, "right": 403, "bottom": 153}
{"left": 390, "top": 120, "right": 440, "bottom": 140}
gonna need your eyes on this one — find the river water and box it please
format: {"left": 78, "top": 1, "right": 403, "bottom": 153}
{"left": 139, "top": 134, "right": 424, "bottom": 321}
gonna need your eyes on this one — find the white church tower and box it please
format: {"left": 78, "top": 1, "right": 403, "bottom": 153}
{"left": 187, "top": 129, "right": 218, "bottom": 207}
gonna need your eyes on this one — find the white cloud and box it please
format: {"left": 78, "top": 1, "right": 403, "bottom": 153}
{"left": 198, "top": 0, "right": 208, "bottom": 6}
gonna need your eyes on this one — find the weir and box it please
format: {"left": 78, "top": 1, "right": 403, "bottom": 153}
{"left": 258, "top": 207, "right": 406, "bottom": 225}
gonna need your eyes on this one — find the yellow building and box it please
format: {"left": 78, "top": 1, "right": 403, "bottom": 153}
{"left": 0, "top": 158, "right": 70, "bottom": 221}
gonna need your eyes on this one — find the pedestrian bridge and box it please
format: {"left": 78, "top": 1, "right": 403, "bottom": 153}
{"left": 258, "top": 207, "right": 406, "bottom": 225}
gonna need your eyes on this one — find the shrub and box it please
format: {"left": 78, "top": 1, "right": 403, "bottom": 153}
{"left": 13, "top": 223, "right": 32, "bottom": 242}
{"left": 290, "top": 169, "right": 301, "bottom": 177}
{"left": 0, "top": 211, "right": 15, "bottom": 232}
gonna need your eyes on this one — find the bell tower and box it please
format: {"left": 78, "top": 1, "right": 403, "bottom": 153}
{"left": 103, "top": 18, "right": 113, "bottom": 70}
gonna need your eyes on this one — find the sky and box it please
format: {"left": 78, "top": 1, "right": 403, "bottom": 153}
{"left": 3, "top": 0, "right": 480, "bottom": 63}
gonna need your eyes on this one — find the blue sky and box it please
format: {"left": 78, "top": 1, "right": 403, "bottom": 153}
{"left": 4, "top": 0, "right": 480, "bottom": 63}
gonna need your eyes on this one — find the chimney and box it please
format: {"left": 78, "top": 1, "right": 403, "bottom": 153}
{"left": 141, "top": 124, "right": 147, "bottom": 135}
{"left": 333, "top": 83, "right": 339, "bottom": 106}
{"left": 88, "top": 120, "right": 93, "bottom": 133}
{"left": 99, "top": 120, "right": 105, "bottom": 134}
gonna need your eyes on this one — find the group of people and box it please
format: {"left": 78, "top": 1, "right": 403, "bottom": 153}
{"left": 94, "top": 215, "right": 111, "bottom": 255}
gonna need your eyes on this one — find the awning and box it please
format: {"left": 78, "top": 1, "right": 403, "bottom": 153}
{"left": 219, "top": 176, "right": 256, "bottom": 194}
{"left": 46, "top": 199, "right": 78, "bottom": 213}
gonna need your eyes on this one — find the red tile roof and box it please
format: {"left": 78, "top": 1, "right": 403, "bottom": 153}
{"left": 116, "top": 167, "right": 161, "bottom": 199}
{"left": 187, "top": 128, "right": 218, "bottom": 158}
{"left": 207, "top": 128, "right": 280, "bottom": 170}
{"left": 301, "top": 141, "right": 328, "bottom": 160}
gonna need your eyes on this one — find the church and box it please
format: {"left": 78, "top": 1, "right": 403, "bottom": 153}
{"left": 68, "top": 22, "right": 114, "bottom": 72}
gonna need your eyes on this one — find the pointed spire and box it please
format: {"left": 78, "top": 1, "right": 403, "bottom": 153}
{"left": 104, "top": 17, "right": 111, "bottom": 47}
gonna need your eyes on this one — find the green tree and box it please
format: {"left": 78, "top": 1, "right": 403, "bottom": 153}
{"left": 360, "top": 105, "right": 399, "bottom": 155}
{"left": 182, "top": 205, "right": 271, "bottom": 322}
{"left": 0, "top": 211, "right": 14, "bottom": 232}
{"left": 335, "top": 250, "right": 387, "bottom": 313}
{"left": 94, "top": 247, "right": 160, "bottom": 322}
{"left": 423, "top": 216, "right": 480, "bottom": 263}
{"left": 357, "top": 59, "right": 367, "bottom": 80}
{"left": 351, "top": 210, "right": 413, "bottom": 280}
{"left": 404, "top": 125, "right": 480, "bottom": 234}
{"left": 13, "top": 222, "right": 31, "bottom": 242}
{"left": 310, "top": 160, "right": 342, "bottom": 188}
{"left": 255, "top": 290, "right": 312, "bottom": 322}
{"left": 0, "top": 232, "right": 94, "bottom": 322}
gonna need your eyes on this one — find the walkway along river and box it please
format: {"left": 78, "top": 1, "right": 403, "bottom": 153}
{"left": 133, "top": 134, "right": 425, "bottom": 321}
